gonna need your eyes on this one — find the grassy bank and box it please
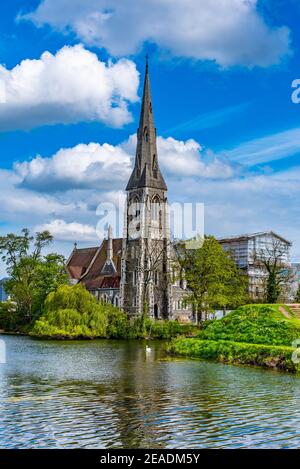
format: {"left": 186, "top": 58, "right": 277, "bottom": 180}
{"left": 168, "top": 338, "right": 299, "bottom": 372}
{"left": 168, "top": 305, "right": 300, "bottom": 373}
{"left": 199, "top": 304, "right": 300, "bottom": 346}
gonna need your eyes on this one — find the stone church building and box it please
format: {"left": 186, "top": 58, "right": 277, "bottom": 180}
{"left": 67, "top": 60, "right": 192, "bottom": 322}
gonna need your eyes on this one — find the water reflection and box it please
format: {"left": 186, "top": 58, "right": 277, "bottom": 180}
{"left": 0, "top": 336, "right": 300, "bottom": 448}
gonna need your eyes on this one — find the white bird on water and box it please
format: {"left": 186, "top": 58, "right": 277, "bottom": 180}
{"left": 146, "top": 345, "right": 152, "bottom": 354}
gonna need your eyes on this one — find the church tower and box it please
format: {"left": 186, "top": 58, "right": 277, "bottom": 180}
{"left": 120, "top": 58, "right": 172, "bottom": 319}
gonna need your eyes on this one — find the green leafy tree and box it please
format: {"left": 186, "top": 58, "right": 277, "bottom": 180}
{"left": 178, "top": 236, "right": 246, "bottom": 323}
{"left": 32, "top": 284, "right": 109, "bottom": 338}
{"left": 0, "top": 229, "right": 68, "bottom": 328}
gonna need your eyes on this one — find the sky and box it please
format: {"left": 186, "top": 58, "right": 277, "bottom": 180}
{"left": 1, "top": 0, "right": 300, "bottom": 274}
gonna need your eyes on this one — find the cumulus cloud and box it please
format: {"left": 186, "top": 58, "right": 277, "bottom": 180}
{"left": 0, "top": 44, "right": 139, "bottom": 131}
{"left": 157, "top": 136, "right": 236, "bottom": 179}
{"left": 20, "top": 0, "right": 291, "bottom": 67}
{"left": 15, "top": 141, "right": 133, "bottom": 192}
{"left": 35, "top": 219, "right": 98, "bottom": 242}
{"left": 15, "top": 135, "right": 237, "bottom": 193}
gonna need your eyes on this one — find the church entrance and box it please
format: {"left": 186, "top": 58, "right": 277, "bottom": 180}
{"left": 154, "top": 304, "right": 159, "bottom": 320}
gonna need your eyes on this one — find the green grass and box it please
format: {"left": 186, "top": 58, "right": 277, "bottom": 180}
{"left": 198, "top": 304, "right": 300, "bottom": 346}
{"left": 168, "top": 338, "right": 299, "bottom": 373}
{"left": 168, "top": 304, "right": 300, "bottom": 373}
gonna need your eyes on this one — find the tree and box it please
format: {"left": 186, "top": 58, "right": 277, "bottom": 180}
{"left": 253, "top": 237, "right": 295, "bottom": 303}
{"left": 295, "top": 284, "right": 300, "bottom": 303}
{"left": 178, "top": 235, "right": 246, "bottom": 323}
{"left": 32, "top": 284, "right": 109, "bottom": 338}
{"left": 0, "top": 229, "right": 69, "bottom": 327}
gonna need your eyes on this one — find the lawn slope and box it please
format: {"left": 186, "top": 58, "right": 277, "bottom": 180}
{"left": 169, "top": 305, "right": 300, "bottom": 373}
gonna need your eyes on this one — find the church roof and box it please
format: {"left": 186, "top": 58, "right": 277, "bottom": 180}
{"left": 126, "top": 58, "right": 167, "bottom": 191}
{"left": 66, "top": 239, "right": 122, "bottom": 289}
{"left": 66, "top": 246, "right": 99, "bottom": 280}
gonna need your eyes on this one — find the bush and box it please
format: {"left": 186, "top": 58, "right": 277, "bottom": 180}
{"left": 198, "top": 304, "right": 300, "bottom": 346}
{"left": 129, "top": 316, "right": 197, "bottom": 340}
{"left": 0, "top": 301, "right": 22, "bottom": 331}
{"left": 168, "top": 338, "right": 299, "bottom": 373}
{"left": 30, "top": 284, "right": 196, "bottom": 340}
{"left": 106, "top": 308, "right": 131, "bottom": 339}
{"left": 31, "top": 285, "right": 109, "bottom": 339}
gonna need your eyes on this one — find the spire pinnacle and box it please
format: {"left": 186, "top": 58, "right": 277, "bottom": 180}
{"left": 126, "top": 58, "right": 167, "bottom": 191}
{"left": 145, "top": 53, "right": 149, "bottom": 72}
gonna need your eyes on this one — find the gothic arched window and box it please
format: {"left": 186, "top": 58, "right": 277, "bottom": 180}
{"left": 151, "top": 195, "right": 160, "bottom": 222}
{"left": 130, "top": 196, "right": 140, "bottom": 219}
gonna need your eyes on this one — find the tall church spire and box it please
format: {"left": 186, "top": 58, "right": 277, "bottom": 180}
{"left": 126, "top": 57, "right": 167, "bottom": 191}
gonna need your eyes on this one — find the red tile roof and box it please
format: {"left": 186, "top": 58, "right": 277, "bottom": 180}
{"left": 66, "top": 239, "right": 123, "bottom": 290}
{"left": 66, "top": 247, "right": 99, "bottom": 279}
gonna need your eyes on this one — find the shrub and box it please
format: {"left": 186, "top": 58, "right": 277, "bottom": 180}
{"left": 129, "top": 316, "right": 196, "bottom": 339}
{"left": 0, "top": 301, "right": 22, "bottom": 331}
{"left": 31, "top": 284, "right": 109, "bottom": 339}
{"left": 106, "top": 308, "right": 131, "bottom": 339}
{"left": 31, "top": 284, "right": 196, "bottom": 340}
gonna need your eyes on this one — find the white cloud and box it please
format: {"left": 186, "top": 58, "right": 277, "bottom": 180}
{"left": 15, "top": 141, "right": 133, "bottom": 192}
{"left": 36, "top": 219, "right": 98, "bottom": 242}
{"left": 157, "top": 136, "right": 236, "bottom": 179}
{"left": 0, "top": 44, "right": 139, "bottom": 131}
{"left": 21, "top": 0, "right": 291, "bottom": 67}
{"left": 15, "top": 135, "right": 237, "bottom": 193}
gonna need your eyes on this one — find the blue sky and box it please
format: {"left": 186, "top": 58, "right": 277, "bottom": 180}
{"left": 0, "top": 0, "right": 300, "bottom": 271}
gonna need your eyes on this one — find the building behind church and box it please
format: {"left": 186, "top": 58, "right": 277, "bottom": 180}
{"left": 219, "top": 231, "right": 293, "bottom": 301}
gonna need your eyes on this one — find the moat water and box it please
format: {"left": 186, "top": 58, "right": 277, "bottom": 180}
{"left": 0, "top": 335, "right": 300, "bottom": 448}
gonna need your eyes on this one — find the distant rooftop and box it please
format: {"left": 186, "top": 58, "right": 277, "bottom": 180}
{"left": 218, "top": 231, "right": 291, "bottom": 246}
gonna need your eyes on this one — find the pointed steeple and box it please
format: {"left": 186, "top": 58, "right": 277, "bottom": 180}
{"left": 107, "top": 225, "right": 113, "bottom": 261}
{"left": 126, "top": 57, "right": 167, "bottom": 191}
{"left": 101, "top": 225, "right": 116, "bottom": 276}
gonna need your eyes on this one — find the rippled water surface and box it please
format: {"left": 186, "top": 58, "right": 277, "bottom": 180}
{"left": 0, "top": 335, "right": 300, "bottom": 448}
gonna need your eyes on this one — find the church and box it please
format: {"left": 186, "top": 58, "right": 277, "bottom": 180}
{"left": 66, "top": 60, "right": 192, "bottom": 322}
